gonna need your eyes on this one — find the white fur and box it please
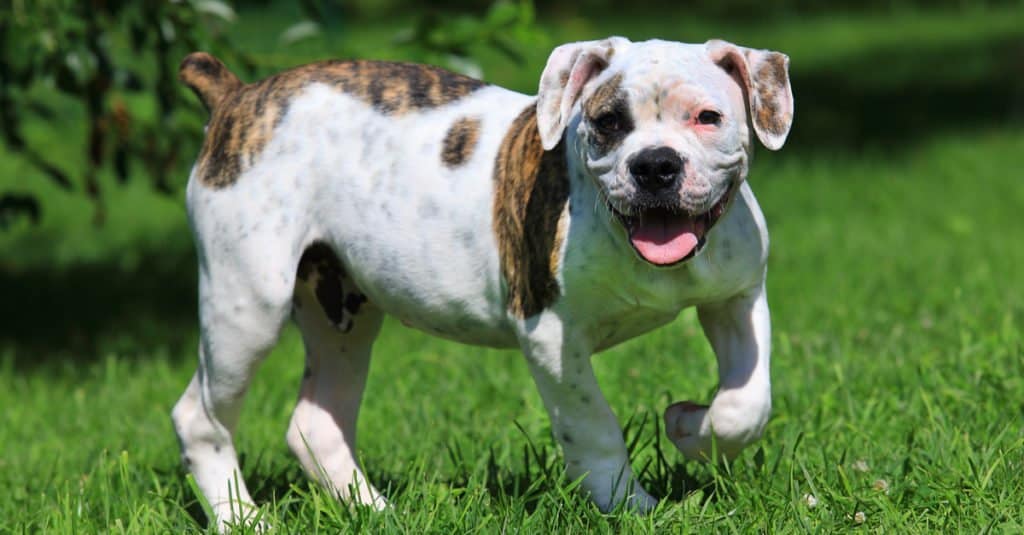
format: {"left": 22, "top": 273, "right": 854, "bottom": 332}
{"left": 173, "top": 37, "right": 790, "bottom": 529}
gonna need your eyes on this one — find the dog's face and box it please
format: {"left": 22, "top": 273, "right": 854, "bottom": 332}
{"left": 537, "top": 38, "right": 793, "bottom": 266}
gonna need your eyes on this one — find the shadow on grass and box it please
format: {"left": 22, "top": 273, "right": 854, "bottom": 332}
{"left": 229, "top": 413, "right": 715, "bottom": 522}
{"left": 0, "top": 244, "right": 198, "bottom": 369}
{"left": 163, "top": 426, "right": 708, "bottom": 529}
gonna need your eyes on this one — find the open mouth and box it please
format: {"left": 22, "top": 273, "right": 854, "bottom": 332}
{"left": 610, "top": 184, "right": 737, "bottom": 266}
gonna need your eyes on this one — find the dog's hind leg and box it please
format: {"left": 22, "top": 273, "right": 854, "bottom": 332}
{"left": 171, "top": 232, "right": 297, "bottom": 530}
{"left": 286, "top": 243, "right": 386, "bottom": 507}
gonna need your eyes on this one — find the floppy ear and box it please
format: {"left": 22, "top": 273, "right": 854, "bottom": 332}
{"left": 706, "top": 39, "right": 794, "bottom": 150}
{"left": 536, "top": 37, "right": 631, "bottom": 151}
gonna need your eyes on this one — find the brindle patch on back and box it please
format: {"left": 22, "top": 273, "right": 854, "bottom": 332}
{"left": 441, "top": 116, "right": 482, "bottom": 168}
{"left": 190, "top": 60, "right": 488, "bottom": 188}
{"left": 296, "top": 242, "right": 367, "bottom": 332}
{"left": 581, "top": 74, "right": 633, "bottom": 155}
{"left": 493, "top": 104, "right": 570, "bottom": 318}
{"left": 327, "top": 61, "right": 487, "bottom": 114}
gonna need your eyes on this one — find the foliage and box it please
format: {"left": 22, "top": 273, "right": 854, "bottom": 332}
{"left": 0, "top": 0, "right": 542, "bottom": 227}
{"left": 329, "top": 0, "right": 1020, "bottom": 20}
{"left": 285, "top": 0, "right": 545, "bottom": 78}
{"left": 0, "top": 0, "right": 246, "bottom": 225}
{"left": 390, "top": 0, "right": 544, "bottom": 77}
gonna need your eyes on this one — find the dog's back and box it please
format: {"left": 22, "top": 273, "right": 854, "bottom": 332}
{"left": 180, "top": 53, "right": 496, "bottom": 188}
{"left": 180, "top": 53, "right": 532, "bottom": 347}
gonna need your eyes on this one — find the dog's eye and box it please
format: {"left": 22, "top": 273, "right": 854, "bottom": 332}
{"left": 593, "top": 112, "right": 622, "bottom": 132}
{"left": 697, "top": 110, "right": 722, "bottom": 126}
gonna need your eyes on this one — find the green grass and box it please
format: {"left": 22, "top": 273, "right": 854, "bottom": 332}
{"left": 2, "top": 4, "right": 1024, "bottom": 533}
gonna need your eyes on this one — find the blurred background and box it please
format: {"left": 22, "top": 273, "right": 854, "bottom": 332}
{"left": 2, "top": 1, "right": 1023, "bottom": 530}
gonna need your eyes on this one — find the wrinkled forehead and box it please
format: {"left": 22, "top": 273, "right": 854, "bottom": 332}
{"left": 595, "top": 40, "right": 739, "bottom": 111}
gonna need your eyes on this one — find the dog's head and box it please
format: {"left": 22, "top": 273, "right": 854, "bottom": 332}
{"left": 537, "top": 38, "right": 793, "bottom": 266}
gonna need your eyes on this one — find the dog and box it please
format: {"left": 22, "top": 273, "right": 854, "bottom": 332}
{"left": 172, "top": 36, "right": 793, "bottom": 528}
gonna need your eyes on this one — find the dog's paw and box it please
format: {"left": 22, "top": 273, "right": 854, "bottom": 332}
{"left": 664, "top": 399, "right": 765, "bottom": 461}
{"left": 624, "top": 487, "right": 659, "bottom": 514}
{"left": 594, "top": 482, "right": 658, "bottom": 514}
{"left": 212, "top": 502, "right": 270, "bottom": 534}
{"left": 347, "top": 488, "right": 390, "bottom": 511}
{"left": 663, "top": 400, "right": 750, "bottom": 461}
{"left": 664, "top": 401, "right": 715, "bottom": 460}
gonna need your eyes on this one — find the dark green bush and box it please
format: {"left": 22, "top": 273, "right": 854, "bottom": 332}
{"left": 0, "top": 0, "right": 250, "bottom": 224}
{"left": 0, "top": 0, "right": 540, "bottom": 227}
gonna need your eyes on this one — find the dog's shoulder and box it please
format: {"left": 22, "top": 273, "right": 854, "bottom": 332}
{"left": 493, "top": 104, "right": 571, "bottom": 319}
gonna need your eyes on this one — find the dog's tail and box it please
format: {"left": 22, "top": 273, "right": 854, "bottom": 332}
{"left": 179, "top": 52, "right": 242, "bottom": 114}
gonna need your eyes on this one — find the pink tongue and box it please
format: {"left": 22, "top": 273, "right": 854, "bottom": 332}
{"left": 630, "top": 214, "right": 699, "bottom": 265}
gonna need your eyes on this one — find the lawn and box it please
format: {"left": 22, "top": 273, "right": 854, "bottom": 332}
{"left": 2, "top": 4, "right": 1023, "bottom": 533}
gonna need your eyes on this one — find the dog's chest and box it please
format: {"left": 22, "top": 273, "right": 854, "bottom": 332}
{"left": 564, "top": 260, "right": 752, "bottom": 351}
{"left": 561, "top": 268, "right": 706, "bottom": 351}
{"left": 559, "top": 186, "right": 768, "bottom": 350}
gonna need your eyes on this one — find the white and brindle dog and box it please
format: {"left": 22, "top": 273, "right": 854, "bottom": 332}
{"left": 172, "top": 36, "right": 793, "bottom": 527}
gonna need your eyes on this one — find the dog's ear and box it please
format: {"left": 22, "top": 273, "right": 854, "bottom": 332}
{"left": 536, "top": 37, "right": 630, "bottom": 151}
{"left": 706, "top": 40, "right": 794, "bottom": 150}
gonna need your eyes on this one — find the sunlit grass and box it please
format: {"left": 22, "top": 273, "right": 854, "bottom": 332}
{"left": 2, "top": 4, "right": 1023, "bottom": 533}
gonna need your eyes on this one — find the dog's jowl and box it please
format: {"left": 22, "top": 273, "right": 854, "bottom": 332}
{"left": 173, "top": 37, "right": 793, "bottom": 529}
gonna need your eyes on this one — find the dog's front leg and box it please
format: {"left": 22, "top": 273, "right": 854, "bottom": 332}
{"left": 665, "top": 283, "right": 772, "bottom": 460}
{"left": 520, "top": 311, "right": 658, "bottom": 512}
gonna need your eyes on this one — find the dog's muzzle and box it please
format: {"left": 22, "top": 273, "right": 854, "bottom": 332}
{"left": 609, "top": 182, "right": 738, "bottom": 267}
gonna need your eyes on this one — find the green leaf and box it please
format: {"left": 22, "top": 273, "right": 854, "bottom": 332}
{"left": 193, "top": 0, "right": 236, "bottom": 23}
{"left": 279, "top": 20, "right": 322, "bottom": 46}
{"left": 64, "top": 47, "right": 98, "bottom": 86}
{"left": 486, "top": 0, "right": 520, "bottom": 27}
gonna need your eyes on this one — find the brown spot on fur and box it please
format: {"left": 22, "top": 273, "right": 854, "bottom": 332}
{"left": 493, "top": 104, "right": 570, "bottom": 318}
{"left": 559, "top": 70, "right": 570, "bottom": 87}
{"left": 753, "top": 54, "right": 790, "bottom": 136}
{"left": 344, "top": 293, "right": 367, "bottom": 315}
{"left": 296, "top": 242, "right": 365, "bottom": 332}
{"left": 582, "top": 74, "right": 623, "bottom": 118}
{"left": 185, "top": 56, "right": 487, "bottom": 188}
{"left": 441, "top": 116, "right": 482, "bottom": 168}
{"left": 297, "top": 242, "right": 343, "bottom": 281}
{"left": 582, "top": 74, "right": 633, "bottom": 155}
{"left": 200, "top": 113, "right": 241, "bottom": 189}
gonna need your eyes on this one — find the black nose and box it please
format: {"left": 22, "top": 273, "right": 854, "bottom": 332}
{"left": 628, "top": 146, "right": 684, "bottom": 193}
